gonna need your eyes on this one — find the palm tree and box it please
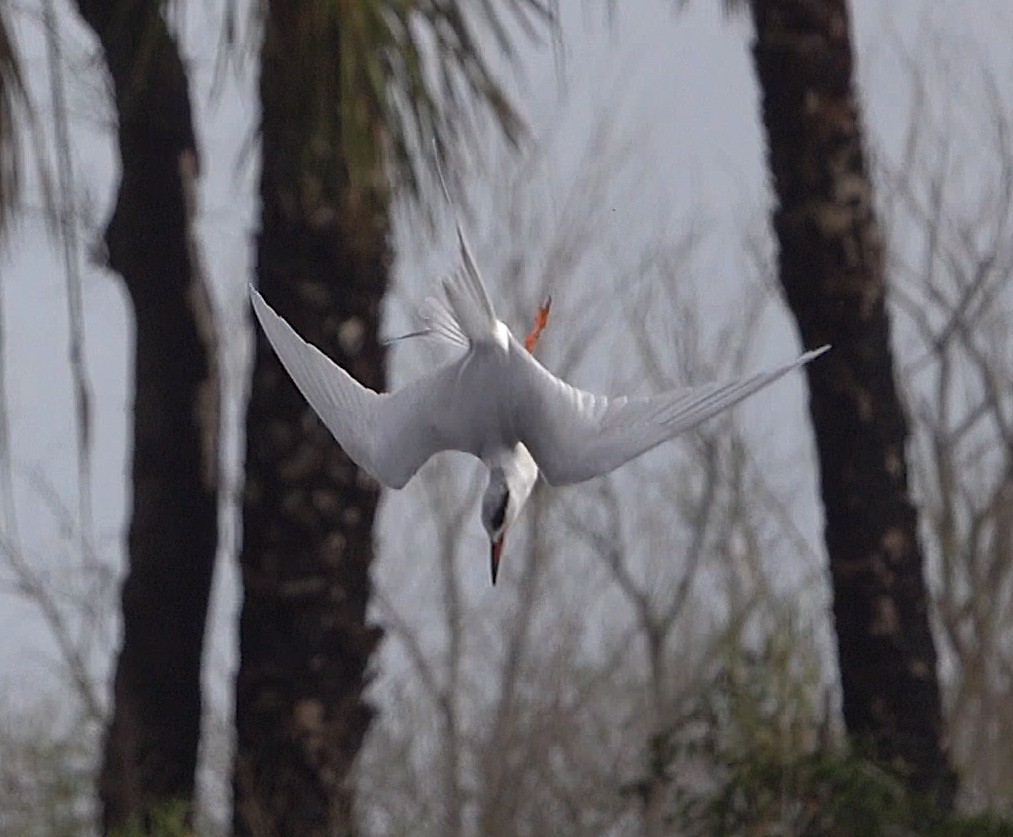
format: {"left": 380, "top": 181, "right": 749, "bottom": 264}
{"left": 71, "top": 1, "right": 219, "bottom": 830}
{"left": 235, "top": 2, "right": 551, "bottom": 833}
{"left": 1, "top": 1, "right": 219, "bottom": 829}
{"left": 747, "top": 0, "right": 955, "bottom": 807}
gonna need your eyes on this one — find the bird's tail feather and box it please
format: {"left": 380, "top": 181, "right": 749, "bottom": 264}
{"left": 434, "top": 150, "right": 499, "bottom": 344}
{"left": 389, "top": 148, "right": 500, "bottom": 349}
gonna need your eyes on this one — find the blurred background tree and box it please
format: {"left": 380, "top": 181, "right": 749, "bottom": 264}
{"left": 72, "top": 1, "right": 220, "bottom": 829}
{"left": 236, "top": 1, "right": 551, "bottom": 833}
{"left": 748, "top": 0, "right": 954, "bottom": 806}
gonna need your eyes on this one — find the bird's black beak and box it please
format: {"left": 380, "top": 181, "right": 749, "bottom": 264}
{"left": 490, "top": 534, "right": 505, "bottom": 585}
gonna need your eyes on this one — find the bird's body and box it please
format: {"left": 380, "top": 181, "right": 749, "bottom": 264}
{"left": 410, "top": 323, "right": 514, "bottom": 463}
{"left": 250, "top": 188, "right": 829, "bottom": 582}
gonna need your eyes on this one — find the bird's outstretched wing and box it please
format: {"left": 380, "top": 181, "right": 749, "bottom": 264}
{"left": 250, "top": 288, "right": 475, "bottom": 489}
{"left": 511, "top": 341, "right": 830, "bottom": 486}
{"left": 249, "top": 177, "right": 505, "bottom": 488}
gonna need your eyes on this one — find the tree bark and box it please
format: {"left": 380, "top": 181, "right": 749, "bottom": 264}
{"left": 749, "top": 0, "right": 955, "bottom": 806}
{"left": 74, "top": 0, "right": 219, "bottom": 829}
{"left": 234, "top": 6, "right": 386, "bottom": 835}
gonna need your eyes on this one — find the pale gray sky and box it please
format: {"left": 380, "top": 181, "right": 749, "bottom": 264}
{"left": 1, "top": 0, "right": 1010, "bottom": 739}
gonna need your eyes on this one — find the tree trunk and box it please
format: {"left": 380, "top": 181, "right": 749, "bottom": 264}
{"left": 234, "top": 6, "right": 386, "bottom": 834}
{"left": 748, "top": 0, "right": 954, "bottom": 806}
{"left": 74, "top": 0, "right": 219, "bottom": 829}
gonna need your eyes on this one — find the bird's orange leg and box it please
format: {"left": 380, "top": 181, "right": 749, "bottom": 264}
{"left": 524, "top": 296, "right": 552, "bottom": 354}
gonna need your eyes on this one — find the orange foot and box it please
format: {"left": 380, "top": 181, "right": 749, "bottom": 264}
{"left": 524, "top": 296, "right": 552, "bottom": 354}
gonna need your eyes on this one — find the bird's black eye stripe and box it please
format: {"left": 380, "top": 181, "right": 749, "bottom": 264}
{"left": 491, "top": 492, "right": 509, "bottom": 531}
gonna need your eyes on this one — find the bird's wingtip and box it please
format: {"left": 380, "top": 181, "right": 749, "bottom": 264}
{"left": 248, "top": 284, "right": 266, "bottom": 311}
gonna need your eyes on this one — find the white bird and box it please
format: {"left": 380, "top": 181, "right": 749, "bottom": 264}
{"left": 250, "top": 198, "right": 829, "bottom": 584}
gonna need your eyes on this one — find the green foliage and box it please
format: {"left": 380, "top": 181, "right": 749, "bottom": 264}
{"left": 110, "top": 800, "right": 193, "bottom": 837}
{"left": 694, "top": 746, "right": 911, "bottom": 835}
{"left": 0, "top": 694, "right": 97, "bottom": 836}
{"left": 626, "top": 611, "right": 1013, "bottom": 836}
{"left": 685, "top": 744, "right": 1013, "bottom": 836}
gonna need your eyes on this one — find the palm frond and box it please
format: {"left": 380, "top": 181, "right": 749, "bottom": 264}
{"left": 0, "top": 6, "right": 27, "bottom": 238}
{"left": 382, "top": 0, "right": 556, "bottom": 200}
{"left": 245, "top": 0, "right": 554, "bottom": 212}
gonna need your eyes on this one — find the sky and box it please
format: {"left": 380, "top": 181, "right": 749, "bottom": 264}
{"left": 1, "top": 0, "right": 1011, "bottom": 797}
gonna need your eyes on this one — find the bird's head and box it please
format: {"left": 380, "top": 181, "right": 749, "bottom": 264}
{"left": 481, "top": 444, "right": 538, "bottom": 584}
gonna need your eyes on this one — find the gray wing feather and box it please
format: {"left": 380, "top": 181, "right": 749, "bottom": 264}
{"left": 250, "top": 288, "right": 462, "bottom": 489}
{"left": 512, "top": 342, "right": 829, "bottom": 486}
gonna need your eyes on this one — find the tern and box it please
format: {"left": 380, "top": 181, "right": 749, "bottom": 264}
{"left": 250, "top": 202, "right": 828, "bottom": 585}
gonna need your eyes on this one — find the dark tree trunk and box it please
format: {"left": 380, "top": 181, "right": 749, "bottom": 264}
{"left": 74, "top": 0, "right": 219, "bottom": 829}
{"left": 749, "top": 0, "right": 955, "bottom": 806}
{"left": 233, "top": 6, "right": 386, "bottom": 835}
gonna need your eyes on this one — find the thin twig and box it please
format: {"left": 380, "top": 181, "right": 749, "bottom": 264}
{"left": 42, "top": 0, "right": 92, "bottom": 556}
